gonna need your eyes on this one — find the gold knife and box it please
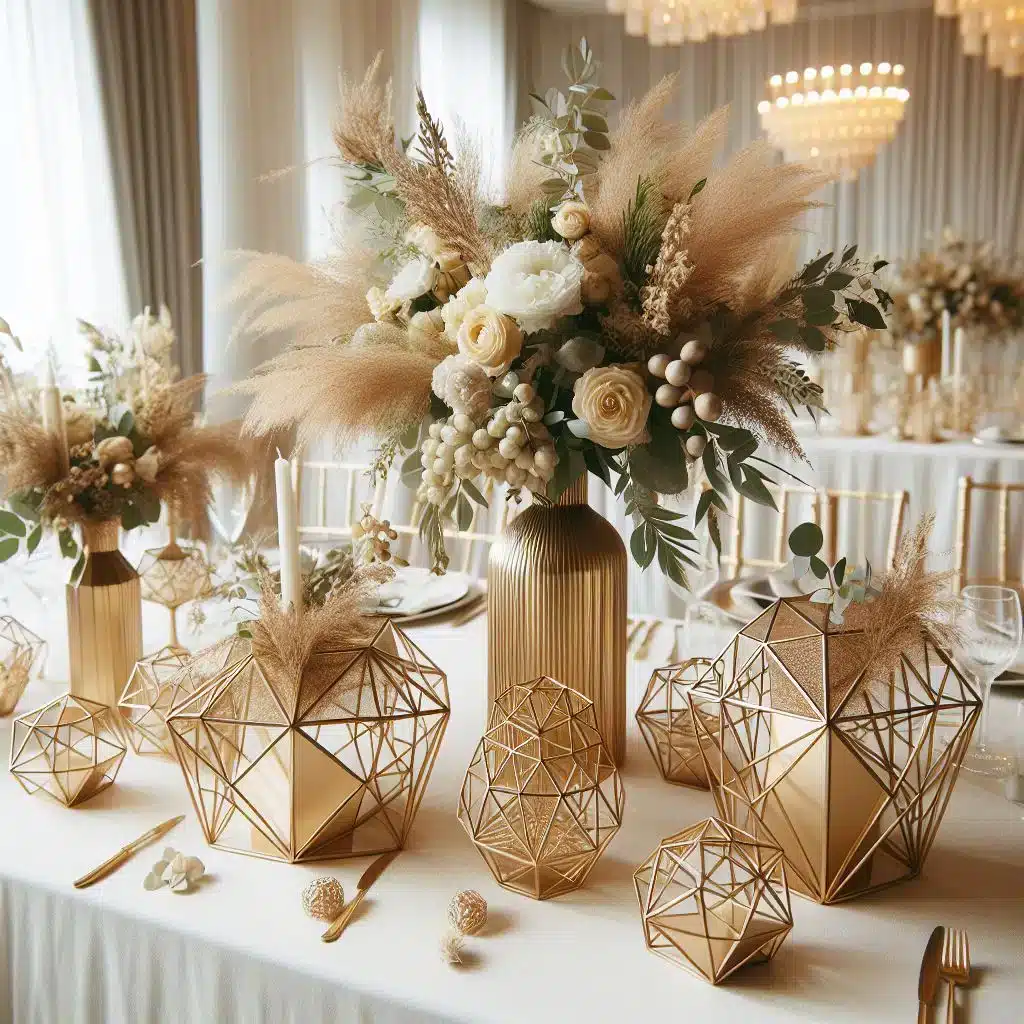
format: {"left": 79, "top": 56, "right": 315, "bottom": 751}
{"left": 73, "top": 815, "right": 186, "bottom": 890}
{"left": 322, "top": 850, "right": 399, "bottom": 943}
{"left": 917, "top": 925, "right": 945, "bottom": 1024}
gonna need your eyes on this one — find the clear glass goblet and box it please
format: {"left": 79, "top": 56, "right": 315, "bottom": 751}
{"left": 957, "top": 585, "right": 1022, "bottom": 776}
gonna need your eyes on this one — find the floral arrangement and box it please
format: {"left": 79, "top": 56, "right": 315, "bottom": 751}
{"left": 890, "top": 229, "right": 1024, "bottom": 342}
{"left": 0, "top": 311, "right": 249, "bottom": 571}
{"left": 231, "top": 40, "right": 892, "bottom": 584}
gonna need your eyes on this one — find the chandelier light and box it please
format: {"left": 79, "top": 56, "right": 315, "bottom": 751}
{"left": 934, "top": 2, "right": 1023, "bottom": 77}
{"left": 606, "top": 1, "right": 797, "bottom": 46}
{"left": 757, "top": 63, "right": 910, "bottom": 180}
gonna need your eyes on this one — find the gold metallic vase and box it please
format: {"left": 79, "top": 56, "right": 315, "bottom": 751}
{"left": 67, "top": 519, "right": 143, "bottom": 708}
{"left": 487, "top": 475, "right": 628, "bottom": 764}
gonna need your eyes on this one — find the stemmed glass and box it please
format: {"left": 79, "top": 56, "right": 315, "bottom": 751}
{"left": 957, "top": 585, "right": 1022, "bottom": 776}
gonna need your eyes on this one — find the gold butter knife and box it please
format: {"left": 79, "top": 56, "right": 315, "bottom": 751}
{"left": 322, "top": 850, "right": 398, "bottom": 943}
{"left": 73, "top": 815, "right": 186, "bottom": 890}
{"left": 917, "top": 925, "right": 945, "bottom": 1024}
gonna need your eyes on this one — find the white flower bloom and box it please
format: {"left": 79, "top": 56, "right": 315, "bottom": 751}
{"left": 457, "top": 305, "right": 523, "bottom": 376}
{"left": 431, "top": 353, "right": 493, "bottom": 422}
{"left": 483, "top": 240, "right": 584, "bottom": 334}
{"left": 385, "top": 256, "right": 436, "bottom": 304}
{"left": 132, "top": 304, "right": 175, "bottom": 360}
{"left": 366, "top": 286, "right": 402, "bottom": 322}
{"left": 556, "top": 337, "right": 606, "bottom": 374}
{"left": 405, "top": 223, "right": 444, "bottom": 259}
{"left": 441, "top": 277, "right": 488, "bottom": 343}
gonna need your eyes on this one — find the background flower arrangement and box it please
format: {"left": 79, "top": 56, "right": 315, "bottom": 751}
{"left": 890, "top": 229, "right": 1024, "bottom": 343}
{"left": 231, "top": 39, "right": 892, "bottom": 585}
{"left": 0, "top": 311, "right": 249, "bottom": 573}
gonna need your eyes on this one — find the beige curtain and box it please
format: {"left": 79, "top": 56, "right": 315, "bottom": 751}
{"left": 88, "top": 0, "right": 203, "bottom": 375}
{"left": 513, "top": 1, "right": 1024, "bottom": 261}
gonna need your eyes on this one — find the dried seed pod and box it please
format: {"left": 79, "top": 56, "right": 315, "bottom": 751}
{"left": 647, "top": 353, "right": 672, "bottom": 378}
{"left": 302, "top": 876, "right": 345, "bottom": 921}
{"left": 448, "top": 889, "right": 488, "bottom": 935}
{"left": 694, "top": 393, "right": 723, "bottom": 422}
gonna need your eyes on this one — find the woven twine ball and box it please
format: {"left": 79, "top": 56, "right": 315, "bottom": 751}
{"left": 448, "top": 889, "right": 488, "bottom": 935}
{"left": 302, "top": 876, "right": 345, "bottom": 922}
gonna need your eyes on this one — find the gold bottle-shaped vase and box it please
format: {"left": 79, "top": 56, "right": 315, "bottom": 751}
{"left": 487, "top": 475, "right": 627, "bottom": 765}
{"left": 67, "top": 519, "right": 143, "bottom": 708}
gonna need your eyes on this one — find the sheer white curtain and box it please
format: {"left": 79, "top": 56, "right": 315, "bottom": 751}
{"left": 0, "top": 0, "right": 127, "bottom": 382}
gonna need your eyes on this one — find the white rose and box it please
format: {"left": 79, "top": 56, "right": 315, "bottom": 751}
{"left": 366, "top": 286, "right": 402, "bottom": 323}
{"left": 483, "top": 240, "right": 584, "bottom": 334}
{"left": 431, "top": 354, "right": 493, "bottom": 422}
{"left": 551, "top": 201, "right": 591, "bottom": 242}
{"left": 385, "top": 256, "right": 436, "bottom": 304}
{"left": 441, "top": 277, "right": 488, "bottom": 343}
{"left": 456, "top": 305, "right": 523, "bottom": 377}
{"left": 572, "top": 365, "right": 651, "bottom": 449}
{"left": 405, "top": 223, "right": 443, "bottom": 260}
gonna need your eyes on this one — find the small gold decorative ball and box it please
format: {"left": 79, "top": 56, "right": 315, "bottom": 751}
{"left": 448, "top": 889, "right": 488, "bottom": 935}
{"left": 302, "top": 876, "right": 345, "bottom": 922}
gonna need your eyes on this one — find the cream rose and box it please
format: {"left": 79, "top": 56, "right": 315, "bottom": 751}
{"left": 483, "top": 240, "right": 584, "bottom": 334}
{"left": 456, "top": 305, "right": 523, "bottom": 376}
{"left": 407, "top": 308, "right": 455, "bottom": 360}
{"left": 441, "top": 277, "right": 488, "bottom": 342}
{"left": 551, "top": 201, "right": 591, "bottom": 242}
{"left": 572, "top": 365, "right": 651, "bottom": 448}
{"left": 366, "top": 286, "right": 401, "bottom": 323}
{"left": 384, "top": 256, "right": 436, "bottom": 304}
{"left": 580, "top": 254, "right": 622, "bottom": 306}
{"left": 96, "top": 435, "right": 135, "bottom": 469}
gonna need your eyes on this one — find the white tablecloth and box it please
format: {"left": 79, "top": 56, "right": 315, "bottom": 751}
{"left": 1, "top": 572, "right": 1023, "bottom": 1024}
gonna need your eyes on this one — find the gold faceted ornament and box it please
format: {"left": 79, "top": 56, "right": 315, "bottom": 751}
{"left": 457, "top": 676, "right": 625, "bottom": 900}
{"left": 0, "top": 616, "right": 46, "bottom": 716}
{"left": 167, "top": 619, "right": 449, "bottom": 863}
{"left": 636, "top": 657, "right": 725, "bottom": 789}
{"left": 117, "top": 646, "right": 196, "bottom": 757}
{"left": 302, "top": 876, "right": 345, "bottom": 921}
{"left": 138, "top": 537, "right": 211, "bottom": 650}
{"left": 9, "top": 693, "right": 127, "bottom": 806}
{"left": 693, "top": 596, "right": 982, "bottom": 904}
{"left": 448, "top": 889, "right": 488, "bottom": 935}
{"left": 633, "top": 817, "right": 793, "bottom": 985}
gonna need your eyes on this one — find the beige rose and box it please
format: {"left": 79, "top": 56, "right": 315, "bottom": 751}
{"left": 365, "top": 286, "right": 402, "bottom": 323}
{"left": 551, "top": 201, "right": 591, "bottom": 242}
{"left": 572, "top": 364, "right": 651, "bottom": 448}
{"left": 580, "top": 254, "right": 622, "bottom": 306}
{"left": 457, "top": 305, "right": 523, "bottom": 376}
{"left": 408, "top": 308, "right": 456, "bottom": 360}
{"left": 96, "top": 435, "right": 135, "bottom": 469}
{"left": 63, "top": 402, "right": 96, "bottom": 446}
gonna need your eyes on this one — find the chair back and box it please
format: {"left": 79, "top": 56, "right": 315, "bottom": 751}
{"left": 955, "top": 475, "right": 1024, "bottom": 595}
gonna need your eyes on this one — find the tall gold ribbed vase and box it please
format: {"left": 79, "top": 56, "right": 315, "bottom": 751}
{"left": 487, "top": 476, "right": 628, "bottom": 765}
{"left": 67, "top": 519, "right": 143, "bottom": 708}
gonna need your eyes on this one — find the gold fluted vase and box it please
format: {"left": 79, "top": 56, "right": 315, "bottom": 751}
{"left": 487, "top": 475, "right": 628, "bottom": 764}
{"left": 67, "top": 519, "right": 143, "bottom": 708}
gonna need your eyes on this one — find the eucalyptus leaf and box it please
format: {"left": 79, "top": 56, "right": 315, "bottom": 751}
{"left": 455, "top": 492, "right": 474, "bottom": 532}
{"left": 847, "top": 298, "right": 887, "bottom": 330}
{"left": 799, "top": 326, "right": 827, "bottom": 351}
{"left": 810, "top": 555, "right": 830, "bottom": 580}
{"left": 26, "top": 523, "right": 42, "bottom": 555}
{"left": 0, "top": 510, "right": 26, "bottom": 537}
{"left": 800, "top": 252, "right": 833, "bottom": 282}
{"left": 788, "top": 521, "right": 824, "bottom": 557}
{"left": 803, "top": 287, "right": 836, "bottom": 310}
{"left": 582, "top": 131, "right": 610, "bottom": 150}
{"left": 767, "top": 319, "right": 799, "bottom": 341}
{"left": 58, "top": 528, "right": 78, "bottom": 559}
{"left": 461, "top": 478, "right": 488, "bottom": 507}
{"left": 805, "top": 306, "right": 838, "bottom": 326}
{"left": 688, "top": 177, "right": 707, "bottom": 201}
{"left": 630, "top": 523, "right": 657, "bottom": 569}
{"left": 824, "top": 271, "right": 854, "bottom": 289}
{"left": 834, "top": 556, "right": 847, "bottom": 586}
{"left": 0, "top": 538, "right": 18, "bottom": 562}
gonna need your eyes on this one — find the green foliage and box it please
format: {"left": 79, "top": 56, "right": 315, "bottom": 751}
{"left": 525, "top": 200, "right": 560, "bottom": 243}
{"left": 622, "top": 477, "right": 699, "bottom": 590}
{"left": 776, "top": 361, "right": 826, "bottom": 420}
{"left": 621, "top": 177, "right": 664, "bottom": 305}
{"left": 418, "top": 503, "right": 450, "bottom": 575}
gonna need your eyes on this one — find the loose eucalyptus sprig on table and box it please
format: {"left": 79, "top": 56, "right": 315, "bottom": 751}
{"left": 787, "top": 522, "right": 880, "bottom": 625}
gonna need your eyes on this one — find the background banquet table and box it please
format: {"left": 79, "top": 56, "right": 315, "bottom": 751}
{"left": 1, "top": 558, "right": 1023, "bottom": 1024}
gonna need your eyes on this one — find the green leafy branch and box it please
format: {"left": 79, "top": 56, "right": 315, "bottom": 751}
{"left": 620, "top": 470, "right": 699, "bottom": 590}
{"left": 621, "top": 177, "right": 664, "bottom": 307}
{"left": 787, "top": 522, "right": 880, "bottom": 624}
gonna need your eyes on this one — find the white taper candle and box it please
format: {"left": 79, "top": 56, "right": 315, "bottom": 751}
{"left": 274, "top": 452, "right": 303, "bottom": 615}
{"left": 940, "top": 309, "right": 952, "bottom": 380}
{"left": 40, "top": 361, "right": 70, "bottom": 473}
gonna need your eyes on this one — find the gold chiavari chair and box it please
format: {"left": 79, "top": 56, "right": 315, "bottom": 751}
{"left": 954, "top": 476, "right": 1024, "bottom": 596}
{"left": 290, "top": 457, "right": 381, "bottom": 542}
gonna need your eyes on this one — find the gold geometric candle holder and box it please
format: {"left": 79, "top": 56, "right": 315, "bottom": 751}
{"left": 167, "top": 619, "right": 449, "bottom": 863}
{"left": 633, "top": 817, "right": 793, "bottom": 985}
{"left": 697, "top": 596, "right": 983, "bottom": 904}
{"left": 118, "top": 646, "right": 195, "bottom": 757}
{"left": 637, "top": 657, "right": 724, "bottom": 789}
{"left": 457, "top": 676, "right": 625, "bottom": 900}
{"left": 0, "top": 616, "right": 46, "bottom": 716}
{"left": 138, "top": 539, "right": 211, "bottom": 650}
{"left": 10, "top": 693, "right": 127, "bottom": 806}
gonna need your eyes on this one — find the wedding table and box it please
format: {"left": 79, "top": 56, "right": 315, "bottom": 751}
{"left": 1, "top": 555, "right": 1022, "bottom": 1023}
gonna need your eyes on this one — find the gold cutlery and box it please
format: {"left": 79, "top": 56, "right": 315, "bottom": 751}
{"left": 322, "top": 850, "right": 398, "bottom": 943}
{"left": 73, "top": 815, "right": 186, "bottom": 890}
{"left": 917, "top": 925, "right": 945, "bottom": 1024}
{"left": 633, "top": 620, "right": 661, "bottom": 661}
{"left": 939, "top": 928, "right": 971, "bottom": 1024}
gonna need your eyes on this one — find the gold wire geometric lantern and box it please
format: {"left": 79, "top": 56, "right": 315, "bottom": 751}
{"left": 457, "top": 676, "right": 625, "bottom": 900}
{"left": 637, "top": 657, "right": 723, "bottom": 789}
{"left": 118, "top": 646, "right": 195, "bottom": 756}
{"left": 694, "top": 596, "right": 982, "bottom": 904}
{"left": 633, "top": 817, "right": 793, "bottom": 984}
{"left": 0, "top": 616, "right": 46, "bottom": 716}
{"left": 167, "top": 619, "right": 449, "bottom": 863}
{"left": 10, "top": 693, "right": 126, "bottom": 806}
{"left": 138, "top": 540, "right": 211, "bottom": 650}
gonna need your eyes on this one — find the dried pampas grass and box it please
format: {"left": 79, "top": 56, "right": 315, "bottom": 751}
{"left": 641, "top": 200, "right": 693, "bottom": 336}
{"left": 506, "top": 119, "right": 555, "bottom": 218}
{"left": 0, "top": 411, "right": 65, "bottom": 495}
{"left": 237, "top": 339, "right": 436, "bottom": 449}
{"left": 251, "top": 562, "right": 394, "bottom": 690}
{"left": 332, "top": 52, "right": 395, "bottom": 168}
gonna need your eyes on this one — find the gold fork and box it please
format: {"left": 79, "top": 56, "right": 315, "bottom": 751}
{"left": 939, "top": 927, "right": 971, "bottom": 1024}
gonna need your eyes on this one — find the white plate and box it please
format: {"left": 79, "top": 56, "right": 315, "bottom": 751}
{"left": 389, "top": 583, "right": 484, "bottom": 626}
{"left": 732, "top": 576, "right": 779, "bottom": 611}
{"left": 375, "top": 567, "right": 471, "bottom": 618}
{"left": 702, "top": 579, "right": 765, "bottom": 625}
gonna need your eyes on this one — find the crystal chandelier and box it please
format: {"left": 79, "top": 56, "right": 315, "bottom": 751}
{"left": 606, "top": 1, "right": 797, "bottom": 46}
{"left": 757, "top": 63, "right": 910, "bottom": 180}
{"left": 935, "top": 2, "right": 1023, "bottom": 77}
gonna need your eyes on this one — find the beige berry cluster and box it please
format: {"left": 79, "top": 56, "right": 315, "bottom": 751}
{"left": 351, "top": 509, "right": 400, "bottom": 562}
{"left": 647, "top": 337, "right": 722, "bottom": 458}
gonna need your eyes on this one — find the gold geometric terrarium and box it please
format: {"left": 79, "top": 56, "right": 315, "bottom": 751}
{"left": 0, "top": 616, "right": 46, "bottom": 716}
{"left": 633, "top": 817, "right": 793, "bottom": 985}
{"left": 694, "top": 596, "right": 982, "bottom": 904}
{"left": 457, "top": 676, "right": 625, "bottom": 900}
{"left": 167, "top": 619, "right": 449, "bottom": 862}
{"left": 637, "top": 657, "right": 724, "bottom": 789}
{"left": 10, "top": 693, "right": 126, "bottom": 806}
{"left": 118, "top": 646, "right": 195, "bottom": 756}
{"left": 138, "top": 537, "right": 211, "bottom": 650}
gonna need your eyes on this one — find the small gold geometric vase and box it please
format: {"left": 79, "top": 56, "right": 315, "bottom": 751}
{"left": 0, "top": 617, "right": 46, "bottom": 716}
{"left": 138, "top": 541, "right": 210, "bottom": 651}
{"left": 118, "top": 646, "right": 194, "bottom": 757}
{"left": 66, "top": 519, "right": 144, "bottom": 708}
{"left": 487, "top": 476, "right": 627, "bottom": 765}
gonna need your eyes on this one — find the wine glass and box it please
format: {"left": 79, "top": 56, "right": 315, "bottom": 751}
{"left": 957, "top": 585, "right": 1022, "bottom": 776}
